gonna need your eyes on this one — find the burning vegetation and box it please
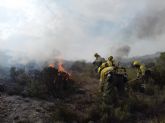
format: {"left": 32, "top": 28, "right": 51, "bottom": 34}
{"left": 43, "top": 63, "right": 74, "bottom": 98}
{"left": 0, "top": 53, "right": 165, "bottom": 123}
{"left": 0, "top": 61, "right": 76, "bottom": 99}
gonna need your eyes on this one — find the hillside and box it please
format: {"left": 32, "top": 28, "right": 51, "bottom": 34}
{"left": 0, "top": 52, "right": 165, "bottom": 123}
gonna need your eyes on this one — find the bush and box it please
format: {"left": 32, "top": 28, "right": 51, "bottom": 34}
{"left": 52, "top": 104, "right": 79, "bottom": 122}
{"left": 86, "top": 104, "right": 101, "bottom": 122}
{"left": 155, "top": 52, "right": 165, "bottom": 86}
{"left": 70, "top": 60, "right": 96, "bottom": 78}
{"left": 8, "top": 66, "right": 76, "bottom": 99}
{"left": 27, "top": 79, "right": 48, "bottom": 99}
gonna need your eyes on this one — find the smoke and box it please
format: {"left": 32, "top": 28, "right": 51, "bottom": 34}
{"left": 0, "top": 0, "right": 73, "bottom": 66}
{"left": 0, "top": 0, "right": 165, "bottom": 66}
{"left": 0, "top": 50, "right": 12, "bottom": 67}
{"left": 115, "top": 45, "right": 131, "bottom": 57}
{"left": 108, "top": 45, "right": 131, "bottom": 60}
{"left": 111, "top": 45, "right": 131, "bottom": 59}
{"left": 127, "top": 0, "right": 165, "bottom": 40}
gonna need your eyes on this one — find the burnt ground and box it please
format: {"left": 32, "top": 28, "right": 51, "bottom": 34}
{"left": 0, "top": 94, "right": 55, "bottom": 123}
{"left": 0, "top": 75, "right": 165, "bottom": 123}
{"left": 0, "top": 76, "right": 99, "bottom": 123}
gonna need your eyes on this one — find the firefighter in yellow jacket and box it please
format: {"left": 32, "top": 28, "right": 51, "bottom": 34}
{"left": 107, "top": 56, "right": 115, "bottom": 67}
{"left": 93, "top": 53, "right": 106, "bottom": 72}
{"left": 98, "top": 56, "right": 115, "bottom": 81}
{"left": 98, "top": 56, "right": 116, "bottom": 92}
{"left": 132, "top": 60, "right": 148, "bottom": 91}
{"left": 132, "top": 61, "right": 146, "bottom": 78}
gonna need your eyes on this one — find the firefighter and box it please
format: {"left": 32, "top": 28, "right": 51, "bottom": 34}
{"left": 132, "top": 60, "right": 152, "bottom": 91}
{"left": 93, "top": 53, "right": 105, "bottom": 72}
{"left": 132, "top": 61, "right": 146, "bottom": 78}
{"left": 98, "top": 56, "right": 116, "bottom": 92}
{"left": 98, "top": 56, "right": 116, "bottom": 82}
{"left": 94, "top": 55, "right": 127, "bottom": 105}
{"left": 107, "top": 56, "right": 115, "bottom": 67}
{"left": 98, "top": 66, "right": 115, "bottom": 92}
{"left": 100, "top": 56, "right": 122, "bottom": 105}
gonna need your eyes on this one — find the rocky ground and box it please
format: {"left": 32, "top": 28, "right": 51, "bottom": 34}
{"left": 0, "top": 77, "right": 99, "bottom": 123}
{"left": 0, "top": 94, "right": 56, "bottom": 123}
{"left": 0, "top": 73, "right": 165, "bottom": 123}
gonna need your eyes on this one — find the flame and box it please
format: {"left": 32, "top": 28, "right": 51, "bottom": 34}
{"left": 58, "top": 60, "right": 71, "bottom": 76}
{"left": 58, "top": 63, "right": 65, "bottom": 72}
{"left": 58, "top": 63, "right": 72, "bottom": 80}
{"left": 48, "top": 60, "right": 72, "bottom": 81}
{"left": 49, "top": 64, "right": 55, "bottom": 68}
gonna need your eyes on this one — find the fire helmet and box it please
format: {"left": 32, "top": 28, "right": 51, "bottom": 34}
{"left": 94, "top": 53, "right": 100, "bottom": 57}
{"left": 133, "top": 61, "right": 141, "bottom": 67}
{"left": 108, "top": 56, "right": 113, "bottom": 61}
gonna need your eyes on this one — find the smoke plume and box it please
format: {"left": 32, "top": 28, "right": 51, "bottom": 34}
{"left": 115, "top": 45, "right": 131, "bottom": 57}
{"left": 127, "top": 0, "right": 165, "bottom": 40}
{"left": 0, "top": 0, "right": 165, "bottom": 66}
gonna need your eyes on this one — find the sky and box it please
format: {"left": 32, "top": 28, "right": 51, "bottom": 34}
{"left": 0, "top": 0, "right": 165, "bottom": 64}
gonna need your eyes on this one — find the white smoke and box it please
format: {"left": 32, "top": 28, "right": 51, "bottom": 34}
{"left": 0, "top": 0, "right": 164, "bottom": 66}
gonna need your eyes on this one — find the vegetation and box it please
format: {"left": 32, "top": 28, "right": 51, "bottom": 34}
{"left": 8, "top": 66, "right": 76, "bottom": 99}
{"left": 0, "top": 52, "right": 165, "bottom": 123}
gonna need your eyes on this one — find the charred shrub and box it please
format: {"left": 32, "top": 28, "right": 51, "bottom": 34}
{"left": 41, "top": 67, "right": 76, "bottom": 98}
{"left": 8, "top": 66, "right": 76, "bottom": 99}
{"left": 70, "top": 60, "right": 96, "bottom": 77}
{"left": 27, "top": 79, "right": 48, "bottom": 99}
{"left": 26, "top": 67, "right": 76, "bottom": 99}
{"left": 155, "top": 52, "right": 165, "bottom": 87}
{"left": 52, "top": 104, "right": 79, "bottom": 122}
{"left": 8, "top": 67, "right": 30, "bottom": 95}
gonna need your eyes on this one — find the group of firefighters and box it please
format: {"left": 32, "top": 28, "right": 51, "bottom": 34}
{"left": 93, "top": 53, "right": 149, "bottom": 104}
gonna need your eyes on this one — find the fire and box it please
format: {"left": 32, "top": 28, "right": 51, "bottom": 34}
{"left": 48, "top": 63, "right": 66, "bottom": 73}
{"left": 49, "top": 64, "right": 55, "bottom": 68}
{"left": 48, "top": 61, "right": 72, "bottom": 81}
{"left": 58, "top": 62, "right": 71, "bottom": 77}
{"left": 58, "top": 63, "right": 65, "bottom": 72}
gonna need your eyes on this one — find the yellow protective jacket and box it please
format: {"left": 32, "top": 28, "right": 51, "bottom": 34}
{"left": 98, "top": 60, "right": 115, "bottom": 82}
{"left": 98, "top": 62, "right": 108, "bottom": 73}
{"left": 97, "top": 60, "right": 115, "bottom": 92}
{"left": 98, "top": 60, "right": 115, "bottom": 73}
{"left": 99, "top": 66, "right": 114, "bottom": 92}
{"left": 136, "top": 64, "right": 146, "bottom": 78}
{"left": 107, "top": 60, "right": 115, "bottom": 67}
{"left": 99, "top": 66, "right": 114, "bottom": 82}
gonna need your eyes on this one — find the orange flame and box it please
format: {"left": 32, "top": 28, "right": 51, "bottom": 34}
{"left": 48, "top": 61, "right": 71, "bottom": 80}
{"left": 58, "top": 63, "right": 65, "bottom": 72}
{"left": 49, "top": 64, "right": 55, "bottom": 68}
{"left": 58, "top": 63, "right": 72, "bottom": 80}
{"left": 58, "top": 60, "right": 71, "bottom": 76}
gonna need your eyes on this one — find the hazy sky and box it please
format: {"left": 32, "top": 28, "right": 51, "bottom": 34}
{"left": 0, "top": 0, "right": 165, "bottom": 64}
